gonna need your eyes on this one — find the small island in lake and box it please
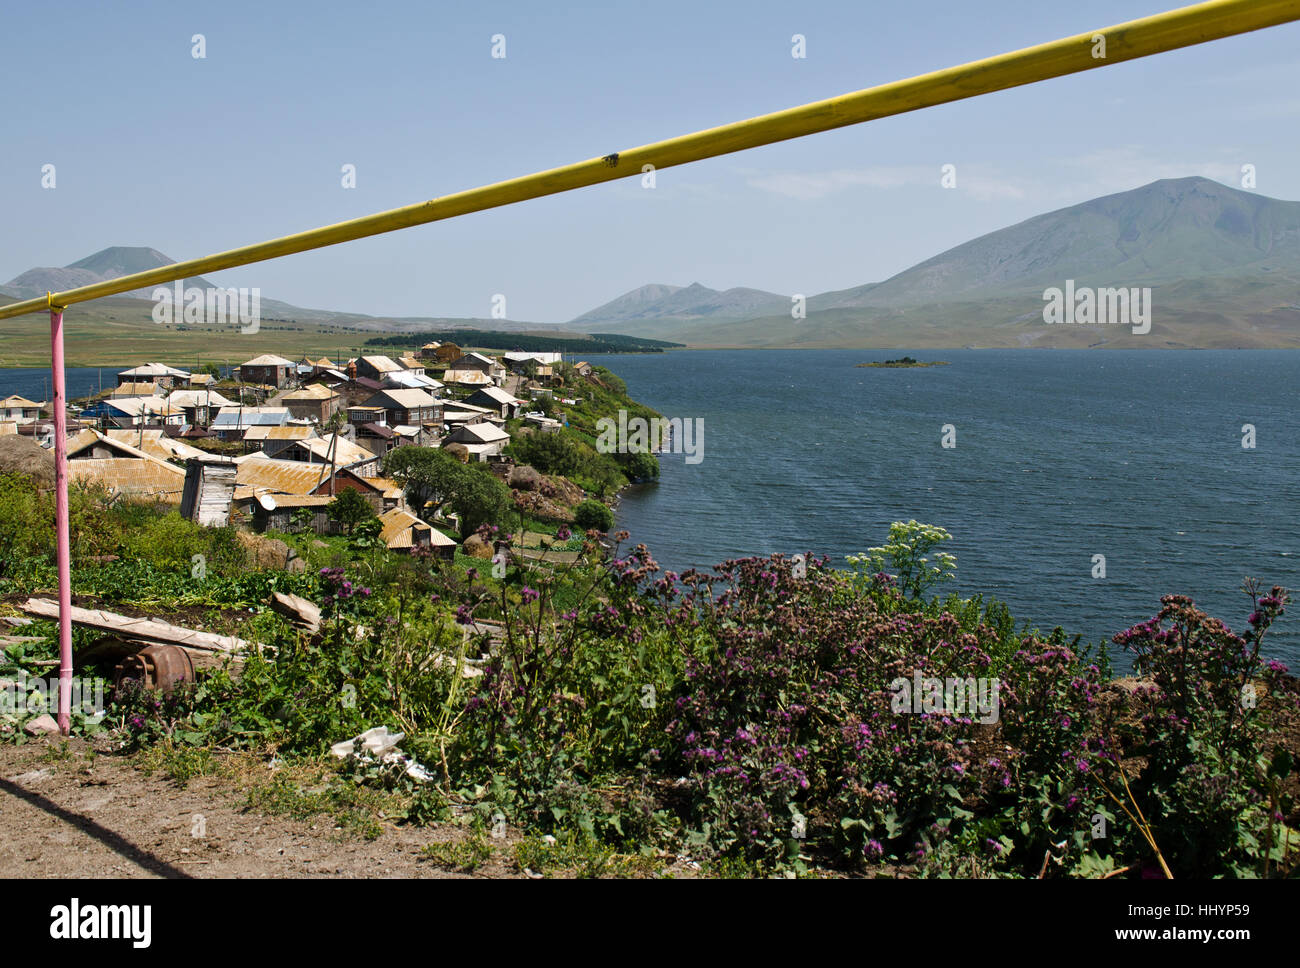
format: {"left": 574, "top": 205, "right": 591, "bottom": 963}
{"left": 856, "top": 356, "right": 950, "bottom": 368}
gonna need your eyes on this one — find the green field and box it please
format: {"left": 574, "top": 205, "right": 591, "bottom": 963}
{"left": 0, "top": 296, "right": 506, "bottom": 369}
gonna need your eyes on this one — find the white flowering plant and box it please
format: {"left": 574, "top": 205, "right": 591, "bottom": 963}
{"left": 847, "top": 520, "right": 957, "bottom": 601}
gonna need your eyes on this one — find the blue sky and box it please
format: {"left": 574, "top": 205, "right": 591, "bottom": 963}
{"left": 4, "top": 0, "right": 1299, "bottom": 322}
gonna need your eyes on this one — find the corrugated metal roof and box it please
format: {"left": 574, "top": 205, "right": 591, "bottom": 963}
{"left": 119, "top": 363, "right": 190, "bottom": 378}
{"left": 441, "top": 370, "right": 493, "bottom": 386}
{"left": 379, "top": 508, "right": 456, "bottom": 549}
{"left": 294, "top": 434, "right": 375, "bottom": 466}
{"left": 110, "top": 382, "right": 160, "bottom": 397}
{"left": 362, "top": 476, "right": 403, "bottom": 498}
{"left": 236, "top": 457, "right": 335, "bottom": 496}
{"left": 166, "top": 388, "right": 234, "bottom": 409}
{"left": 278, "top": 383, "right": 339, "bottom": 401}
{"left": 246, "top": 425, "right": 318, "bottom": 442}
{"left": 382, "top": 371, "right": 443, "bottom": 390}
{"left": 67, "top": 457, "right": 186, "bottom": 501}
{"left": 450, "top": 423, "right": 510, "bottom": 444}
{"left": 363, "top": 388, "right": 440, "bottom": 408}
{"left": 241, "top": 354, "right": 295, "bottom": 367}
{"left": 67, "top": 428, "right": 145, "bottom": 460}
{"left": 468, "top": 386, "right": 519, "bottom": 405}
{"left": 104, "top": 429, "right": 208, "bottom": 463}
{"left": 211, "top": 407, "right": 290, "bottom": 429}
{"left": 254, "top": 494, "right": 334, "bottom": 509}
{"left": 503, "top": 352, "right": 562, "bottom": 365}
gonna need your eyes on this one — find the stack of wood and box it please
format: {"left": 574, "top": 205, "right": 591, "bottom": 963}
{"left": 19, "top": 598, "right": 250, "bottom": 671}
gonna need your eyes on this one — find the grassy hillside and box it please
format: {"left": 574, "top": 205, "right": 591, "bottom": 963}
{"left": 0, "top": 294, "right": 402, "bottom": 368}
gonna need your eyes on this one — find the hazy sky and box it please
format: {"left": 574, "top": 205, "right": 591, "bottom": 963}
{"left": 4, "top": 0, "right": 1299, "bottom": 323}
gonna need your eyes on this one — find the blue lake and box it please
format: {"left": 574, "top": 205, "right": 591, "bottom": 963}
{"left": 604, "top": 349, "right": 1300, "bottom": 670}
{"left": 0, "top": 367, "right": 112, "bottom": 403}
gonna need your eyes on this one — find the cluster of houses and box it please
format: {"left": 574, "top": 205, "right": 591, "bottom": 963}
{"left": 0, "top": 345, "right": 586, "bottom": 555}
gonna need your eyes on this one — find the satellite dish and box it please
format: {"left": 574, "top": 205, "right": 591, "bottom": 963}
{"left": 258, "top": 494, "right": 278, "bottom": 511}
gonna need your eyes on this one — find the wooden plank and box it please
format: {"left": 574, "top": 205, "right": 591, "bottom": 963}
{"left": 19, "top": 598, "right": 249, "bottom": 654}
{"left": 76, "top": 635, "right": 233, "bottom": 672}
{"left": 269, "top": 592, "right": 321, "bottom": 635}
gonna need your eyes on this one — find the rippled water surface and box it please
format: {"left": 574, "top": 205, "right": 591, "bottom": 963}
{"left": 605, "top": 349, "right": 1300, "bottom": 668}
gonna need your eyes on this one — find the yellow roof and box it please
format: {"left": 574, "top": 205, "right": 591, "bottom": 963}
{"left": 278, "top": 383, "right": 339, "bottom": 401}
{"left": 294, "top": 434, "right": 375, "bottom": 466}
{"left": 235, "top": 457, "right": 336, "bottom": 497}
{"left": 245, "top": 425, "right": 317, "bottom": 442}
{"left": 379, "top": 508, "right": 456, "bottom": 549}
{"left": 67, "top": 457, "right": 186, "bottom": 502}
{"left": 67, "top": 428, "right": 153, "bottom": 461}
{"left": 103, "top": 428, "right": 208, "bottom": 463}
{"left": 362, "top": 476, "right": 405, "bottom": 500}
{"left": 111, "top": 382, "right": 159, "bottom": 397}
{"left": 1, "top": 395, "right": 42, "bottom": 408}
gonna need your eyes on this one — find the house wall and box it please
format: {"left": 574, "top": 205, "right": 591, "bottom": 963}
{"left": 240, "top": 365, "right": 291, "bottom": 387}
{"left": 284, "top": 399, "right": 334, "bottom": 423}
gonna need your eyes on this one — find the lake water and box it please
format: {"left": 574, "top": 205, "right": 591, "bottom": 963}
{"left": 0, "top": 367, "right": 112, "bottom": 403}
{"left": 604, "top": 349, "right": 1300, "bottom": 669}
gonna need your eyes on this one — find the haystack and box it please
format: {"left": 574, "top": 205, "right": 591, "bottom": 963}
{"left": 0, "top": 436, "right": 55, "bottom": 486}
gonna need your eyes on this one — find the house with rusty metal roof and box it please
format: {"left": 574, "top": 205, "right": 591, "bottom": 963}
{"left": 270, "top": 433, "right": 381, "bottom": 477}
{"left": 110, "top": 381, "right": 162, "bottom": 398}
{"left": 379, "top": 507, "right": 457, "bottom": 554}
{"left": 103, "top": 428, "right": 210, "bottom": 464}
{"left": 66, "top": 448, "right": 187, "bottom": 503}
{"left": 270, "top": 382, "right": 342, "bottom": 423}
{"left": 234, "top": 455, "right": 397, "bottom": 502}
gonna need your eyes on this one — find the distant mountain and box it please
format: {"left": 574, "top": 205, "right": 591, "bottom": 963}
{"left": 812, "top": 176, "right": 1300, "bottom": 310}
{"left": 12, "top": 178, "right": 1300, "bottom": 350}
{"left": 571, "top": 282, "right": 788, "bottom": 327}
{"left": 0, "top": 246, "right": 571, "bottom": 336}
{"left": 1, "top": 246, "right": 218, "bottom": 300}
{"left": 578, "top": 177, "right": 1300, "bottom": 349}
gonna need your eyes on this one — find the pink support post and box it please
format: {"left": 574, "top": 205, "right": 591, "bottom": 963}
{"left": 50, "top": 305, "right": 73, "bottom": 735}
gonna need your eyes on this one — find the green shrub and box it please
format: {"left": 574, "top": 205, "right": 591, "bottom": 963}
{"left": 573, "top": 500, "right": 614, "bottom": 533}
